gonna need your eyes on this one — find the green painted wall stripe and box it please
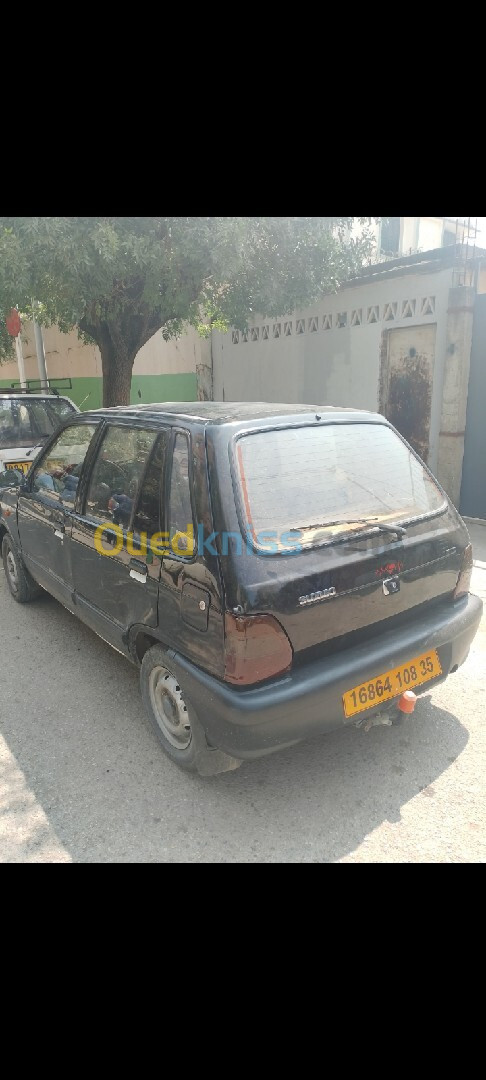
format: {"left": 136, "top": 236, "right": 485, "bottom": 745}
{"left": 0, "top": 372, "right": 198, "bottom": 412}
{"left": 64, "top": 377, "right": 103, "bottom": 410}
{"left": 129, "top": 373, "right": 197, "bottom": 406}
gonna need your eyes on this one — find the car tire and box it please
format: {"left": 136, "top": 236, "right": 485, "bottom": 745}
{"left": 140, "top": 645, "right": 207, "bottom": 772}
{"left": 140, "top": 645, "right": 241, "bottom": 775}
{"left": 2, "top": 535, "right": 41, "bottom": 603}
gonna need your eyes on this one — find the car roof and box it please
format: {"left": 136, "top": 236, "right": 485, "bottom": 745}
{"left": 0, "top": 393, "right": 73, "bottom": 401}
{"left": 78, "top": 401, "right": 382, "bottom": 426}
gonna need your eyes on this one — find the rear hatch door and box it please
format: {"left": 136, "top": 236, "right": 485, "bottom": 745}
{"left": 210, "top": 418, "right": 467, "bottom": 656}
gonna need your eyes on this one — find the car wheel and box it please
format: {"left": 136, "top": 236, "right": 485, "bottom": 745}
{"left": 140, "top": 645, "right": 205, "bottom": 772}
{"left": 140, "top": 645, "right": 241, "bottom": 775}
{"left": 2, "top": 535, "right": 41, "bottom": 603}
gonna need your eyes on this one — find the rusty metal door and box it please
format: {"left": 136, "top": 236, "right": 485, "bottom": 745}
{"left": 379, "top": 324, "right": 436, "bottom": 461}
{"left": 460, "top": 293, "right": 486, "bottom": 519}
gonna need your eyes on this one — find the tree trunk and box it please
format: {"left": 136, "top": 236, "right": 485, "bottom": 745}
{"left": 79, "top": 302, "right": 165, "bottom": 408}
{"left": 99, "top": 338, "right": 136, "bottom": 407}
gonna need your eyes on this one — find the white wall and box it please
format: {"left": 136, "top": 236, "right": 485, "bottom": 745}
{"left": 402, "top": 218, "right": 419, "bottom": 253}
{"left": 400, "top": 217, "right": 445, "bottom": 253}
{"left": 212, "top": 265, "right": 454, "bottom": 474}
{"left": 133, "top": 326, "right": 200, "bottom": 376}
{"left": 417, "top": 217, "right": 444, "bottom": 252}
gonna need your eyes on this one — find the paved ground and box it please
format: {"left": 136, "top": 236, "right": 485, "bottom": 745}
{"left": 0, "top": 525, "right": 484, "bottom": 863}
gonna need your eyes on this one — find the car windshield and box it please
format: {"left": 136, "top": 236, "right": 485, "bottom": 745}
{"left": 235, "top": 422, "right": 446, "bottom": 552}
{"left": 0, "top": 397, "right": 76, "bottom": 450}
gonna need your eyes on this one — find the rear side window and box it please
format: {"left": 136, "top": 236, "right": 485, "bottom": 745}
{"left": 85, "top": 425, "right": 157, "bottom": 527}
{"left": 235, "top": 423, "right": 445, "bottom": 552}
{"left": 168, "top": 432, "right": 195, "bottom": 557}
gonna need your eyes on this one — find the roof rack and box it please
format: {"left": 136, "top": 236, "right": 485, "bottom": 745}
{"left": 1, "top": 377, "right": 73, "bottom": 397}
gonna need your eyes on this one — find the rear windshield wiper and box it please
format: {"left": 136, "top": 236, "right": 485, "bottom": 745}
{"left": 301, "top": 518, "right": 407, "bottom": 537}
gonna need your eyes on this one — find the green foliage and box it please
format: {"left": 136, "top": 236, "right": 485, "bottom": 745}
{"left": 0, "top": 218, "right": 378, "bottom": 396}
{"left": 0, "top": 317, "right": 15, "bottom": 362}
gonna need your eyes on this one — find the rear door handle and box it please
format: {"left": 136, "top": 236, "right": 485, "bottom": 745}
{"left": 130, "top": 558, "right": 147, "bottom": 572}
{"left": 129, "top": 557, "right": 148, "bottom": 582}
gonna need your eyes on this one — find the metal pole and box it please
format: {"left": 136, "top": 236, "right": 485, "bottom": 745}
{"left": 32, "top": 311, "right": 48, "bottom": 390}
{"left": 14, "top": 333, "right": 27, "bottom": 389}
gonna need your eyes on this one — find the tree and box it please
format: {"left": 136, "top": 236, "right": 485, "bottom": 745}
{"left": 0, "top": 217, "right": 376, "bottom": 406}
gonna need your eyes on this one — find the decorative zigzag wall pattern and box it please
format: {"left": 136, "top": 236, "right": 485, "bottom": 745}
{"left": 229, "top": 297, "right": 436, "bottom": 343}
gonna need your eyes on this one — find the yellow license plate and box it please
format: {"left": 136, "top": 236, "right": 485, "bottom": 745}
{"left": 5, "top": 461, "right": 30, "bottom": 474}
{"left": 343, "top": 649, "right": 442, "bottom": 718}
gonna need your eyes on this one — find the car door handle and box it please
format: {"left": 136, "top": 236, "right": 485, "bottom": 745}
{"left": 129, "top": 557, "right": 148, "bottom": 582}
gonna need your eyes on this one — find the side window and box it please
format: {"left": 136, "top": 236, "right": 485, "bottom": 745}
{"left": 168, "top": 432, "right": 195, "bottom": 557}
{"left": 0, "top": 401, "right": 23, "bottom": 449}
{"left": 85, "top": 425, "right": 157, "bottom": 527}
{"left": 132, "top": 433, "right": 167, "bottom": 536}
{"left": 31, "top": 424, "right": 98, "bottom": 505}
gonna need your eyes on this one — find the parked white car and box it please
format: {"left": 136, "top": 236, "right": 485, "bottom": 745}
{"left": 0, "top": 393, "right": 79, "bottom": 480}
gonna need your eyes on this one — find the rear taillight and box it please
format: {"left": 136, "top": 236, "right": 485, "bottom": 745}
{"left": 453, "top": 543, "right": 473, "bottom": 600}
{"left": 223, "top": 613, "right": 293, "bottom": 685}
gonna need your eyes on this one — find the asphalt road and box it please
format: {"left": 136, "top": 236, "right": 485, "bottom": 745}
{"left": 1, "top": 525, "right": 485, "bottom": 863}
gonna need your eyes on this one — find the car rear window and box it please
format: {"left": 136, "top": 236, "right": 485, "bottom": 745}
{"left": 0, "top": 397, "right": 76, "bottom": 449}
{"left": 235, "top": 423, "right": 446, "bottom": 551}
{"left": 45, "top": 398, "right": 77, "bottom": 420}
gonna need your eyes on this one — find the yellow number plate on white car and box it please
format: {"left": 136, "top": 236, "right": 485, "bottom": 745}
{"left": 5, "top": 461, "right": 31, "bottom": 474}
{"left": 343, "top": 650, "right": 442, "bottom": 718}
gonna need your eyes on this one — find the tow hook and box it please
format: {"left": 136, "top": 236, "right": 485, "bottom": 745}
{"left": 356, "top": 711, "right": 393, "bottom": 732}
{"left": 356, "top": 690, "right": 418, "bottom": 732}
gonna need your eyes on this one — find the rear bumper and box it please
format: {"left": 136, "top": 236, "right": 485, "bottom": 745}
{"left": 167, "top": 593, "right": 483, "bottom": 760}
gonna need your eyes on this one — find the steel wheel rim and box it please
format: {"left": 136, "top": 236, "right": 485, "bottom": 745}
{"left": 148, "top": 665, "right": 192, "bottom": 750}
{"left": 6, "top": 548, "right": 19, "bottom": 593}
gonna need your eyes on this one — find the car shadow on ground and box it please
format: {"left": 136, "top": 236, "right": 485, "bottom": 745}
{"left": 215, "top": 701, "right": 469, "bottom": 862}
{"left": 0, "top": 585, "right": 470, "bottom": 863}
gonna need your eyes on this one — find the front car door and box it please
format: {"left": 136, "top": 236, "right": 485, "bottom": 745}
{"left": 71, "top": 423, "right": 168, "bottom": 653}
{"left": 17, "top": 420, "right": 99, "bottom": 606}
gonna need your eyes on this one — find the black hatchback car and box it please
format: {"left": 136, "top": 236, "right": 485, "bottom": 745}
{"left": 0, "top": 402, "right": 482, "bottom": 775}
